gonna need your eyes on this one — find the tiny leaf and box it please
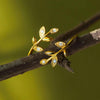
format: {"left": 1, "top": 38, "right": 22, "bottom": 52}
{"left": 51, "top": 56, "right": 58, "bottom": 67}
{"left": 55, "top": 41, "right": 65, "bottom": 48}
{"left": 40, "top": 59, "right": 48, "bottom": 65}
{"left": 42, "top": 37, "right": 50, "bottom": 42}
{"left": 50, "top": 28, "right": 59, "bottom": 34}
{"left": 45, "top": 51, "right": 53, "bottom": 56}
{"left": 33, "top": 46, "right": 43, "bottom": 52}
{"left": 39, "top": 26, "right": 46, "bottom": 38}
{"left": 32, "top": 36, "right": 37, "bottom": 44}
{"left": 63, "top": 49, "right": 67, "bottom": 57}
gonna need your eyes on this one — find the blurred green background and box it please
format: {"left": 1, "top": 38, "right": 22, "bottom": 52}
{"left": 0, "top": 0, "right": 100, "bottom": 100}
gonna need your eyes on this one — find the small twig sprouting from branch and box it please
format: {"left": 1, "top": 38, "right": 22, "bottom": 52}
{"left": 0, "top": 13, "right": 100, "bottom": 81}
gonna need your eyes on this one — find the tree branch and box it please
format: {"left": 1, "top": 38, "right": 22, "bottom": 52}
{"left": 54, "top": 12, "right": 100, "bottom": 42}
{"left": 0, "top": 13, "right": 100, "bottom": 81}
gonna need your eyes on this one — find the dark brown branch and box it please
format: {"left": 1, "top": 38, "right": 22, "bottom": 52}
{"left": 67, "top": 28, "right": 100, "bottom": 55}
{"left": 0, "top": 13, "right": 100, "bottom": 81}
{"left": 54, "top": 12, "right": 100, "bottom": 42}
{"left": 0, "top": 28, "right": 100, "bottom": 81}
{"left": 57, "top": 28, "right": 100, "bottom": 72}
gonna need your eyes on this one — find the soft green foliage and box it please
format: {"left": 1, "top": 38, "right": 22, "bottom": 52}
{"left": 0, "top": 0, "right": 100, "bottom": 100}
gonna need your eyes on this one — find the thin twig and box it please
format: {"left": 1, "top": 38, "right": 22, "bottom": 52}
{"left": 0, "top": 13, "right": 100, "bottom": 81}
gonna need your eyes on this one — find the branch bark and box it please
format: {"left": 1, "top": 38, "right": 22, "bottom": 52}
{"left": 0, "top": 13, "right": 100, "bottom": 81}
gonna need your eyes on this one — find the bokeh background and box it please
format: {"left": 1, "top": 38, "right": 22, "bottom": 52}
{"left": 0, "top": 0, "right": 100, "bottom": 100}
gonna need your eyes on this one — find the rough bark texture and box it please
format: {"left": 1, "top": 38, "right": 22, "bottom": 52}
{"left": 0, "top": 13, "right": 100, "bottom": 81}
